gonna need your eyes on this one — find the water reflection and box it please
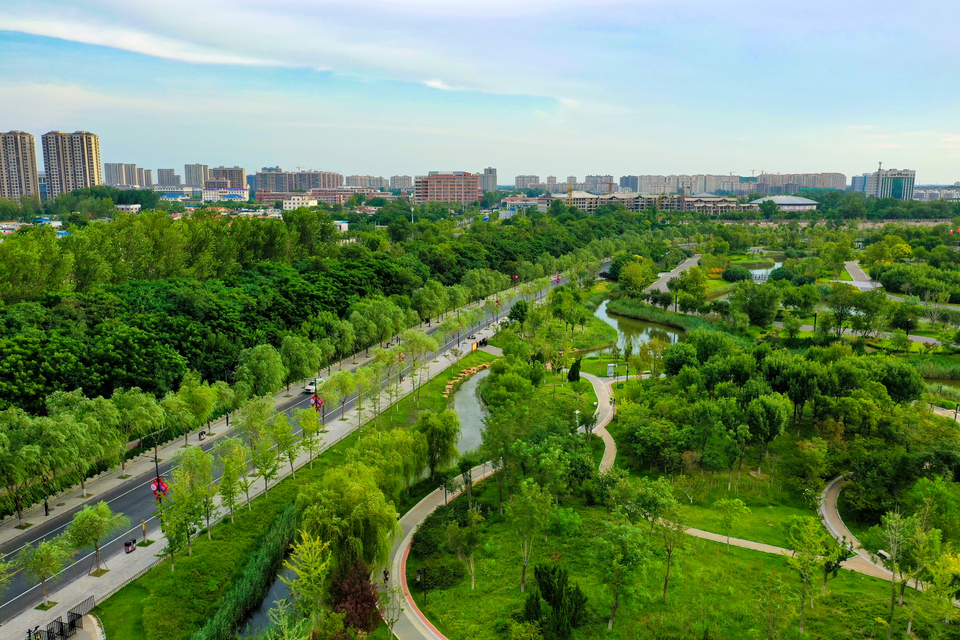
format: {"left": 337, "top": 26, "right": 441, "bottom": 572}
{"left": 451, "top": 369, "right": 490, "bottom": 453}
{"left": 240, "top": 566, "right": 295, "bottom": 637}
{"left": 594, "top": 300, "right": 684, "bottom": 356}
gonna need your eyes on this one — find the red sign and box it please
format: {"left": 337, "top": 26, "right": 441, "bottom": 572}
{"left": 310, "top": 395, "right": 323, "bottom": 408}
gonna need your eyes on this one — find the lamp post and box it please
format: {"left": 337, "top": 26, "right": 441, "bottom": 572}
{"left": 574, "top": 409, "right": 580, "bottom": 433}
{"left": 813, "top": 311, "right": 818, "bottom": 333}
{"left": 416, "top": 568, "right": 427, "bottom": 604}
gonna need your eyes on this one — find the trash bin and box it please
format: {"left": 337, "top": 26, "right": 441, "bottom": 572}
{"left": 124, "top": 540, "right": 136, "bottom": 553}
{"left": 198, "top": 431, "right": 206, "bottom": 441}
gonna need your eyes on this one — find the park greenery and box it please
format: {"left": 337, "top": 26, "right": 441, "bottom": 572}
{"left": 4, "top": 186, "right": 960, "bottom": 639}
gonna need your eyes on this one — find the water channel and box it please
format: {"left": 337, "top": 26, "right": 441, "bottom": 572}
{"left": 240, "top": 566, "right": 296, "bottom": 637}
{"left": 593, "top": 299, "right": 684, "bottom": 355}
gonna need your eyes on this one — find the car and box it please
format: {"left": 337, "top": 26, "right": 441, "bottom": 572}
{"left": 302, "top": 378, "right": 324, "bottom": 394}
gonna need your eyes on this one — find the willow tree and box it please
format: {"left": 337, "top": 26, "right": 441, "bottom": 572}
{"left": 297, "top": 463, "right": 400, "bottom": 573}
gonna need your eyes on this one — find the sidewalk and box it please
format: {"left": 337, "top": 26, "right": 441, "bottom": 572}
{"left": 0, "top": 318, "right": 506, "bottom": 633}
{"left": 644, "top": 255, "right": 701, "bottom": 293}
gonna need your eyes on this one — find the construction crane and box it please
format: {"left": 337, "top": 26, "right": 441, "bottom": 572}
{"left": 566, "top": 184, "right": 574, "bottom": 206}
{"left": 601, "top": 181, "right": 616, "bottom": 194}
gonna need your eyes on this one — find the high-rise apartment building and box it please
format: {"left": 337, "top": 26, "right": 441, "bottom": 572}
{"left": 566, "top": 176, "right": 577, "bottom": 186}
{"left": 865, "top": 168, "right": 915, "bottom": 200}
{"left": 346, "top": 175, "right": 389, "bottom": 189}
{"left": 41, "top": 131, "right": 102, "bottom": 199}
{"left": 0, "top": 131, "right": 40, "bottom": 201}
{"left": 184, "top": 163, "right": 209, "bottom": 187}
{"left": 38, "top": 172, "right": 47, "bottom": 201}
{"left": 850, "top": 174, "right": 868, "bottom": 192}
{"left": 256, "top": 169, "right": 343, "bottom": 192}
{"left": 619, "top": 176, "right": 639, "bottom": 192}
{"left": 478, "top": 167, "right": 498, "bottom": 193}
{"left": 138, "top": 168, "right": 153, "bottom": 188}
{"left": 515, "top": 175, "right": 539, "bottom": 190}
{"left": 390, "top": 175, "right": 413, "bottom": 190}
{"left": 104, "top": 163, "right": 139, "bottom": 186}
{"left": 209, "top": 166, "right": 246, "bottom": 189}
{"left": 415, "top": 171, "right": 480, "bottom": 205}
{"left": 157, "top": 169, "right": 182, "bottom": 186}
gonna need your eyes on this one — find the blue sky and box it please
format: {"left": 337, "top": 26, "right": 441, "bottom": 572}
{"left": 2, "top": 0, "right": 959, "bottom": 184}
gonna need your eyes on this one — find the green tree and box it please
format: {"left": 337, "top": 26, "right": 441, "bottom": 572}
{"left": 281, "top": 531, "right": 332, "bottom": 615}
{"left": 783, "top": 516, "right": 828, "bottom": 635}
{"left": 251, "top": 432, "right": 280, "bottom": 497}
{"left": 235, "top": 344, "right": 287, "bottom": 399}
{"left": 65, "top": 501, "right": 130, "bottom": 575}
{"left": 713, "top": 498, "right": 751, "bottom": 551}
{"left": 18, "top": 537, "right": 71, "bottom": 606}
{"left": 326, "top": 369, "right": 355, "bottom": 419}
{"left": 280, "top": 334, "right": 322, "bottom": 391}
{"left": 506, "top": 479, "right": 554, "bottom": 592}
{"left": 659, "top": 507, "right": 687, "bottom": 604}
{"left": 876, "top": 510, "right": 912, "bottom": 640}
{"left": 214, "top": 437, "right": 250, "bottom": 520}
{"left": 593, "top": 521, "right": 648, "bottom": 630}
{"left": 111, "top": 387, "right": 163, "bottom": 471}
{"left": 746, "top": 394, "right": 790, "bottom": 474}
{"left": 447, "top": 509, "right": 484, "bottom": 590}
{"left": 270, "top": 412, "right": 302, "bottom": 479}
{"left": 890, "top": 329, "right": 911, "bottom": 355}
{"left": 416, "top": 409, "right": 461, "bottom": 478}
{"left": 298, "top": 463, "right": 400, "bottom": 573}
{"left": 168, "top": 462, "right": 204, "bottom": 556}
{"left": 176, "top": 370, "right": 217, "bottom": 446}
{"left": 292, "top": 407, "right": 326, "bottom": 468}
{"left": 177, "top": 445, "right": 217, "bottom": 540}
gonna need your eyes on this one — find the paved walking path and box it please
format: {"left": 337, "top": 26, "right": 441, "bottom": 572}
{"left": 0, "top": 319, "right": 509, "bottom": 634}
{"left": 771, "top": 321, "right": 942, "bottom": 346}
{"left": 644, "top": 255, "right": 701, "bottom": 293}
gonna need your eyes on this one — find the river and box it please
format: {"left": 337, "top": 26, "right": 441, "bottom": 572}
{"left": 451, "top": 368, "right": 491, "bottom": 454}
{"left": 593, "top": 300, "right": 684, "bottom": 356}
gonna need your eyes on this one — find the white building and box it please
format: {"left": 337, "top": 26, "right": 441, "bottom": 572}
{"left": 282, "top": 195, "right": 318, "bottom": 210}
{"left": 115, "top": 203, "right": 142, "bottom": 213}
{"left": 201, "top": 188, "right": 249, "bottom": 202}
{"left": 333, "top": 220, "right": 349, "bottom": 233}
{"left": 749, "top": 195, "right": 818, "bottom": 212}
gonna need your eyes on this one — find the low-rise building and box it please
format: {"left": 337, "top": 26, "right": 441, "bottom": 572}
{"left": 282, "top": 195, "right": 318, "bottom": 210}
{"left": 537, "top": 192, "right": 755, "bottom": 216}
{"left": 749, "top": 195, "right": 819, "bottom": 212}
{"left": 116, "top": 203, "right": 142, "bottom": 214}
{"left": 202, "top": 188, "right": 249, "bottom": 202}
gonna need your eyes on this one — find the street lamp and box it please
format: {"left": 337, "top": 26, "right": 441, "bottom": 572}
{"left": 416, "top": 568, "right": 427, "bottom": 604}
{"left": 574, "top": 409, "right": 580, "bottom": 433}
{"left": 813, "top": 311, "right": 818, "bottom": 333}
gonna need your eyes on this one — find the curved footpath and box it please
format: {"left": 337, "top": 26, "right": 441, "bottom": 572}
{"left": 390, "top": 373, "right": 921, "bottom": 640}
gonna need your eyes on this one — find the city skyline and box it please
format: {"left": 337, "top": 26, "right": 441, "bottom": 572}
{"left": 1, "top": 1, "right": 959, "bottom": 183}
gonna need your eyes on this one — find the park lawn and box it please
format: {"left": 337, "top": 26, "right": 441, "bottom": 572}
{"left": 675, "top": 501, "right": 816, "bottom": 549}
{"left": 93, "top": 582, "right": 149, "bottom": 639}
{"left": 410, "top": 482, "right": 902, "bottom": 640}
{"left": 704, "top": 278, "right": 733, "bottom": 293}
{"left": 838, "top": 267, "right": 854, "bottom": 281}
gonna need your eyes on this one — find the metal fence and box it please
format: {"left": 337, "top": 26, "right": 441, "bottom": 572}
{"left": 24, "top": 596, "right": 95, "bottom": 640}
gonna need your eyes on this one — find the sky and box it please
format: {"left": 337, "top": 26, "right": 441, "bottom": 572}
{"left": 2, "top": 0, "right": 959, "bottom": 185}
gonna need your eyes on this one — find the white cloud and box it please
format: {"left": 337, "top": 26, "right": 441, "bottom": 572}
{"left": 0, "top": 17, "right": 277, "bottom": 66}
{"left": 424, "top": 79, "right": 456, "bottom": 91}
{"left": 558, "top": 97, "right": 580, "bottom": 108}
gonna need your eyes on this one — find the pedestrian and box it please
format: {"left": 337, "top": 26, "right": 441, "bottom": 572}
{"left": 383, "top": 569, "right": 389, "bottom": 585}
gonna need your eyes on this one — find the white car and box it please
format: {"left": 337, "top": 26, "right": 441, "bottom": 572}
{"left": 303, "top": 378, "right": 324, "bottom": 394}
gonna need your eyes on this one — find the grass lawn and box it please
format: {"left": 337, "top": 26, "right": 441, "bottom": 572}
{"left": 838, "top": 267, "right": 854, "bottom": 281}
{"left": 676, "top": 501, "right": 815, "bottom": 549}
{"left": 411, "top": 481, "right": 903, "bottom": 640}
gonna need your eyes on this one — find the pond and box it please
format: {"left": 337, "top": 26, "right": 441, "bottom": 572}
{"left": 593, "top": 300, "right": 684, "bottom": 356}
{"left": 239, "top": 566, "right": 295, "bottom": 637}
{"left": 451, "top": 368, "right": 491, "bottom": 454}
{"left": 749, "top": 262, "right": 783, "bottom": 280}
{"left": 928, "top": 378, "right": 960, "bottom": 392}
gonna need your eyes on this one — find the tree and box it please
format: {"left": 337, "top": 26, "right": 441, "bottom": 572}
{"left": 235, "top": 344, "right": 287, "bottom": 399}
{"left": 827, "top": 283, "right": 858, "bottom": 338}
{"left": 280, "top": 334, "right": 322, "bottom": 391}
{"left": 178, "top": 445, "right": 217, "bottom": 540}
{"left": 746, "top": 394, "right": 790, "bottom": 474}
{"left": 177, "top": 370, "right": 217, "bottom": 445}
{"left": 566, "top": 357, "right": 581, "bottom": 383}
{"left": 509, "top": 299, "right": 529, "bottom": 335}
{"left": 281, "top": 531, "right": 332, "bottom": 615}
{"left": 783, "top": 516, "right": 827, "bottom": 635}
{"left": 270, "top": 412, "right": 301, "bottom": 479}
{"left": 111, "top": 387, "right": 163, "bottom": 471}
{"left": 18, "top": 537, "right": 71, "bottom": 606}
{"left": 214, "top": 437, "right": 250, "bottom": 520}
{"left": 890, "top": 329, "right": 911, "bottom": 355}
{"left": 65, "top": 501, "right": 130, "bottom": 575}
{"left": 327, "top": 369, "right": 355, "bottom": 419}
{"left": 635, "top": 476, "right": 677, "bottom": 534}
{"left": 298, "top": 463, "right": 400, "bottom": 573}
{"left": 877, "top": 510, "right": 912, "bottom": 640}
{"left": 713, "top": 498, "right": 750, "bottom": 551}
{"left": 505, "top": 479, "right": 554, "bottom": 592}
{"left": 593, "top": 521, "right": 647, "bottom": 630}
{"left": 416, "top": 409, "right": 461, "bottom": 478}
{"left": 251, "top": 432, "right": 280, "bottom": 496}
{"left": 446, "top": 509, "right": 484, "bottom": 590}
{"left": 168, "top": 461, "right": 203, "bottom": 556}
{"left": 659, "top": 507, "right": 687, "bottom": 604}
{"left": 292, "top": 407, "right": 326, "bottom": 468}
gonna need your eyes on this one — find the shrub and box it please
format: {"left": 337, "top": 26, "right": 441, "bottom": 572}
{"left": 721, "top": 266, "right": 752, "bottom": 283}
{"left": 190, "top": 505, "right": 298, "bottom": 640}
{"left": 421, "top": 555, "right": 466, "bottom": 589}
{"left": 549, "top": 507, "right": 582, "bottom": 537}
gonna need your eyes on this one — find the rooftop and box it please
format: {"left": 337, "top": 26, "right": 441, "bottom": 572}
{"left": 749, "top": 195, "right": 819, "bottom": 205}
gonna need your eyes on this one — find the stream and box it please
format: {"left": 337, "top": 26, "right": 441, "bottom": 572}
{"left": 593, "top": 299, "right": 684, "bottom": 356}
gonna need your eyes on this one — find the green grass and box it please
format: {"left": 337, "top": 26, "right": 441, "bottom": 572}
{"left": 93, "top": 581, "right": 148, "bottom": 640}
{"left": 838, "top": 267, "right": 854, "bottom": 281}
{"left": 411, "top": 482, "right": 904, "bottom": 640}
{"left": 676, "top": 502, "right": 815, "bottom": 548}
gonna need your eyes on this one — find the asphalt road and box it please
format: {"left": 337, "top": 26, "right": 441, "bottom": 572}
{"left": 0, "top": 263, "right": 606, "bottom": 623}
